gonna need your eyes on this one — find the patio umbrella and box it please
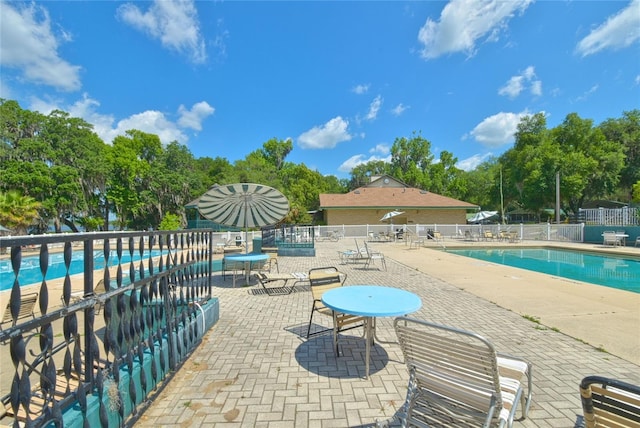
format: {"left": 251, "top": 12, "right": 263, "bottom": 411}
{"left": 468, "top": 210, "right": 498, "bottom": 223}
{"left": 197, "top": 183, "right": 289, "bottom": 253}
{"left": 380, "top": 211, "right": 404, "bottom": 222}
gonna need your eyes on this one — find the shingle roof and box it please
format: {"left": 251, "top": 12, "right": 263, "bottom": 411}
{"left": 319, "top": 187, "right": 478, "bottom": 209}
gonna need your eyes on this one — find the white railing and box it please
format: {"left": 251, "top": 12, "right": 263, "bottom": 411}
{"left": 579, "top": 207, "right": 639, "bottom": 226}
{"left": 314, "top": 223, "right": 585, "bottom": 243}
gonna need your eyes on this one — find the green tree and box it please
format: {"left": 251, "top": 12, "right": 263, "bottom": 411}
{"left": 348, "top": 160, "right": 389, "bottom": 189}
{"left": 501, "top": 113, "right": 625, "bottom": 217}
{"left": 0, "top": 190, "right": 41, "bottom": 235}
{"left": 261, "top": 137, "right": 293, "bottom": 171}
{"left": 158, "top": 213, "right": 182, "bottom": 230}
{"left": 552, "top": 113, "right": 625, "bottom": 213}
{"left": 599, "top": 109, "right": 640, "bottom": 203}
{"left": 106, "top": 130, "right": 162, "bottom": 230}
{"left": 389, "top": 132, "right": 433, "bottom": 189}
{"left": 428, "top": 150, "right": 467, "bottom": 198}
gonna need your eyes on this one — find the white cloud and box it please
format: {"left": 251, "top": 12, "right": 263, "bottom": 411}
{"left": 457, "top": 153, "right": 494, "bottom": 171}
{"left": 369, "top": 144, "right": 390, "bottom": 155}
{"left": 111, "top": 111, "right": 186, "bottom": 144}
{"left": 635, "top": 75, "right": 640, "bottom": 85}
{"left": 0, "top": 78, "right": 12, "bottom": 100}
{"left": 297, "top": 116, "right": 352, "bottom": 149}
{"left": 498, "top": 65, "right": 541, "bottom": 98}
{"left": 498, "top": 75, "right": 525, "bottom": 98}
{"left": 575, "top": 84, "right": 599, "bottom": 102}
{"left": 391, "top": 103, "right": 409, "bottom": 116}
{"left": 467, "top": 111, "right": 530, "bottom": 147}
{"left": 417, "top": 0, "right": 533, "bottom": 59}
{"left": 365, "top": 95, "right": 383, "bottom": 121}
{"left": 352, "top": 84, "right": 370, "bottom": 94}
{"left": 338, "top": 153, "right": 392, "bottom": 173}
{"left": 530, "top": 80, "right": 542, "bottom": 96}
{"left": 117, "top": 0, "right": 206, "bottom": 64}
{"left": 0, "top": 2, "right": 82, "bottom": 91}
{"left": 29, "top": 94, "right": 212, "bottom": 145}
{"left": 177, "top": 101, "right": 215, "bottom": 131}
{"left": 576, "top": 0, "right": 640, "bottom": 57}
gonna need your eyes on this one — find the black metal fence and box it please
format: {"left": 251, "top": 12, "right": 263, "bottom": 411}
{"left": 0, "top": 230, "right": 214, "bottom": 427}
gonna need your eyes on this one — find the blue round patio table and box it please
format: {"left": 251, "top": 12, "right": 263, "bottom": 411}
{"left": 322, "top": 285, "right": 422, "bottom": 378}
{"left": 223, "top": 253, "right": 269, "bottom": 286}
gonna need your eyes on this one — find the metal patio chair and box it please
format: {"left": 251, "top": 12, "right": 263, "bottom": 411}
{"left": 305, "top": 267, "right": 364, "bottom": 353}
{"left": 579, "top": 376, "right": 640, "bottom": 427}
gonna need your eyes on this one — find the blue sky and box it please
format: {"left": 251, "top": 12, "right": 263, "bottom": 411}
{"left": 1, "top": 1, "right": 639, "bottom": 179}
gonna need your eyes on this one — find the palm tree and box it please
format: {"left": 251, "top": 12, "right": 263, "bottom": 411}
{"left": 0, "top": 190, "right": 41, "bottom": 235}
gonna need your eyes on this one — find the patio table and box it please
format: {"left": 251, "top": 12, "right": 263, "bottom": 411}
{"left": 321, "top": 285, "right": 422, "bottom": 379}
{"left": 223, "top": 253, "right": 269, "bottom": 286}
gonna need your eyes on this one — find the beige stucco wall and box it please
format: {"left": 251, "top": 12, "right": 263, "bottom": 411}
{"left": 324, "top": 209, "right": 468, "bottom": 225}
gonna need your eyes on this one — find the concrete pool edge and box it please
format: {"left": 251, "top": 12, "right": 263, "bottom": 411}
{"left": 380, "top": 240, "right": 640, "bottom": 366}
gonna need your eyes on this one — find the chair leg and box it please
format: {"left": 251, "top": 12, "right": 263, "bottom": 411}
{"left": 306, "top": 302, "right": 317, "bottom": 338}
{"left": 333, "top": 311, "right": 340, "bottom": 356}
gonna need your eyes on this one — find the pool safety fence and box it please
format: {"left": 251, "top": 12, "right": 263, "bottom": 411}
{"left": 0, "top": 230, "right": 217, "bottom": 427}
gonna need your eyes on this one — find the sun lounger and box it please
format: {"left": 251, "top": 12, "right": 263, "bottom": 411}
{"left": 1, "top": 291, "right": 38, "bottom": 328}
{"left": 254, "top": 272, "right": 308, "bottom": 295}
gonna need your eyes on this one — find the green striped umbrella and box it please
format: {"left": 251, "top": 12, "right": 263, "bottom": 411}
{"left": 197, "top": 183, "right": 289, "bottom": 251}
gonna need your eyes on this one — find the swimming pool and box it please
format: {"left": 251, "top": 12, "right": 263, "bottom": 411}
{"left": 447, "top": 248, "right": 640, "bottom": 293}
{"left": 0, "top": 250, "right": 167, "bottom": 291}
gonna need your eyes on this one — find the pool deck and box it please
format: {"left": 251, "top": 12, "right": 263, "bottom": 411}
{"left": 134, "top": 238, "right": 639, "bottom": 427}
{"left": 2, "top": 238, "right": 639, "bottom": 427}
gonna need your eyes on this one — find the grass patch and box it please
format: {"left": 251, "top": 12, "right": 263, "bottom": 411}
{"left": 522, "top": 314, "right": 540, "bottom": 324}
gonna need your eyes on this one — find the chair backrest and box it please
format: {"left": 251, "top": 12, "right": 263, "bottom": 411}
{"left": 2, "top": 291, "right": 38, "bottom": 325}
{"left": 308, "top": 267, "right": 346, "bottom": 311}
{"left": 580, "top": 376, "right": 640, "bottom": 428}
{"left": 394, "top": 317, "right": 503, "bottom": 425}
{"left": 353, "top": 238, "right": 362, "bottom": 254}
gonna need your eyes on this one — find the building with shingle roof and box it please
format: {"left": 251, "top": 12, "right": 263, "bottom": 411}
{"left": 318, "top": 175, "right": 478, "bottom": 225}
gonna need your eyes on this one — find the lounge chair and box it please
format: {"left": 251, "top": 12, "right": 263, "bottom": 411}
{"left": 579, "top": 375, "right": 640, "bottom": 427}
{"left": 635, "top": 236, "right": 640, "bottom": 247}
{"left": 464, "top": 230, "right": 477, "bottom": 241}
{"left": 1, "top": 291, "right": 38, "bottom": 328}
{"left": 350, "top": 239, "right": 372, "bottom": 264}
{"left": 363, "top": 242, "right": 386, "bottom": 270}
{"left": 484, "top": 230, "right": 496, "bottom": 241}
{"left": 394, "top": 317, "right": 533, "bottom": 428}
{"left": 305, "top": 267, "right": 364, "bottom": 352}
{"left": 602, "top": 231, "right": 621, "bottom": 246}
{"left": 254, "top": 271, "right": 308, "bottom": 296}
{"left": 410, "top": 233, "right": 426, "bottom": 249}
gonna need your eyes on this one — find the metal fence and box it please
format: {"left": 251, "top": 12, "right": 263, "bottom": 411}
{"left": 0, "top": 230, "right": 214, "bottom": 427}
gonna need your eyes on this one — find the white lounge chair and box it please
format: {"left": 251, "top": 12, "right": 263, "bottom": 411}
{"left": 602, "top": 231, "right": 621, "bottom": 246}
{"left": 394, "top": 317, "right": 533, "bottom": 428}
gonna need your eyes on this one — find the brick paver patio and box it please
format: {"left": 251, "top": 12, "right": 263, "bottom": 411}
{"left": 136, "top": 240, "right": 640, "bottom": 427}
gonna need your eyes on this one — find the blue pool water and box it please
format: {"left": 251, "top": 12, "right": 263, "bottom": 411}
{"left": 0, "top": 250, "right": 167, "bottom": 291}
{"left": 448, "top": 248, "right": 640, "bottom": 293}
